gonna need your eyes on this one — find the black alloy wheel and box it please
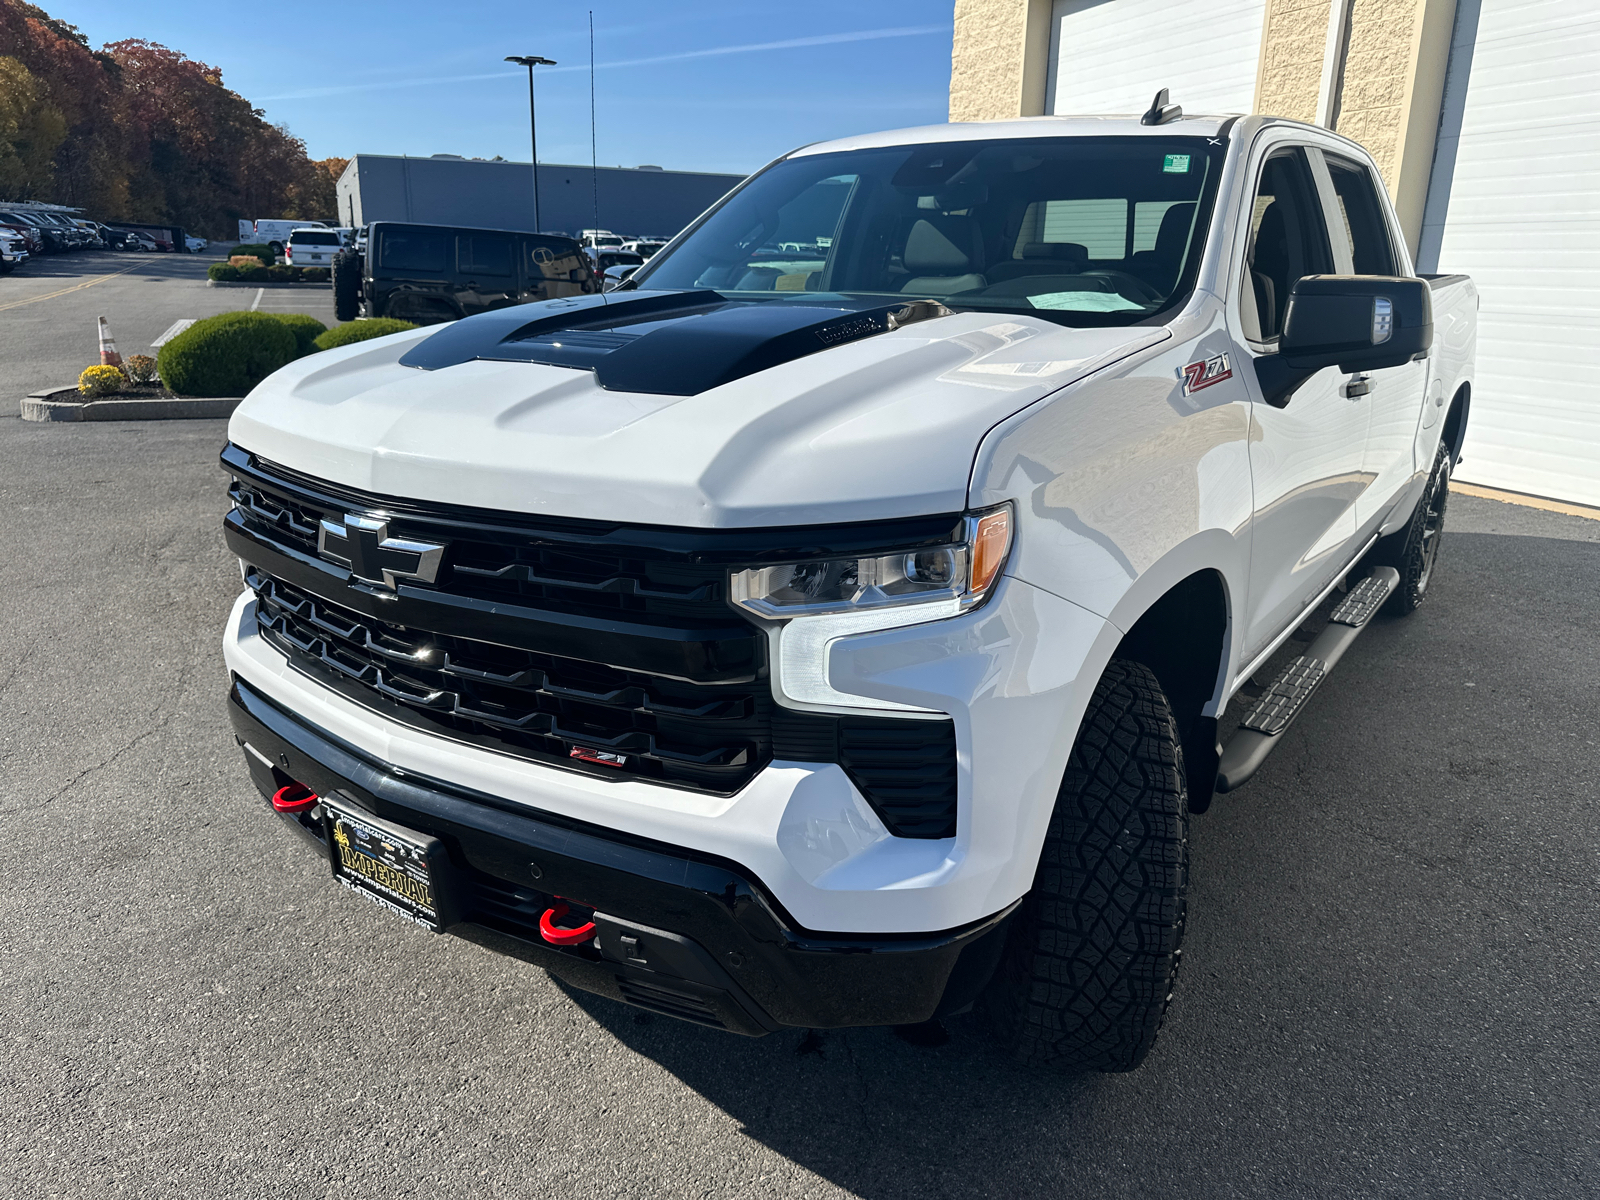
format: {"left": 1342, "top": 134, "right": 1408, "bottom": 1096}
{"left": 1378, "top": 440, "right": 1451, "bottom": 615}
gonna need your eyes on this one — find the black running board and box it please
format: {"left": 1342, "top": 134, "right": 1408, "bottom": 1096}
{"left": 1215, "top": 567, "right": 1399, "bottom": 793}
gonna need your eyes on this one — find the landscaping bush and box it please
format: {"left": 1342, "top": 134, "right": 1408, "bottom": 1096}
{"left": 265, "top": 265, "right": 295, "bottom": 282}
{"left": 208, "top": 263, "right": 241, "bottom": 281}
{"left": 237, "top": 264, "right": 268, "bottom": 282}
{"left": 312, "top": 318, "right": 418, "bottom": 352}
{"left": 269, "top": 313, "right": 328, "bottom": 358}
{"left": 78, "top": 364, "right": 125, "bottom": 398}
{"left": 302, "top": 267, "right": 329, "bottom": 283}
{"left": 230, "top": 243, "right": 275, "bottom": 262}
{"left": 156, "top": 312, "right": 297, "bottom": 397}
{"left": 229, "top": 255, "right": 266, "bottom": 268}
{"left": 125, "top": 354, "right": 157, "bottom": 383}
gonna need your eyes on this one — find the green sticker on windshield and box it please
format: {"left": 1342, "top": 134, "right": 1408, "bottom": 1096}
{"left": 1163, "top": 153, "right": 1191, "bottom": 174}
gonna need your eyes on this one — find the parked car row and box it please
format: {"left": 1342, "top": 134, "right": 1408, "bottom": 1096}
{"left": 0, "top": 204, "right": 210, "bottom": 270}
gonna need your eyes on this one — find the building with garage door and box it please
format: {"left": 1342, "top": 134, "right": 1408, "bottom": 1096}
{"left": 951, "top": 0, "right": 1599, "bottom": 507}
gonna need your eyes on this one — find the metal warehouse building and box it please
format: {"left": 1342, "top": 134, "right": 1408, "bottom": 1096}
{"left": 335, "top": 155, "right": 745, "bottom": 241}
{"left": 951, "top": 0, "right": 1600, "bottom": 507}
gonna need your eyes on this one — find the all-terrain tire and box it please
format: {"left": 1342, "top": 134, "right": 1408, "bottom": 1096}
{"left": 331, "top": 249, "right": 362, "bottom": 323}
{"left": 1374, "top": 440, "right": 1451, "bottom": 615}
{"left": 983, "top": 658, "right": 1189, "bottom": 1072}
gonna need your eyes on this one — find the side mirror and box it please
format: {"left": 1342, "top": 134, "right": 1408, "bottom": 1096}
{"left": 1256, "top": 275, "right": 1432, "bottom": 407}
{"left": 601, "top": 264, "right": 637, "bottom": 292}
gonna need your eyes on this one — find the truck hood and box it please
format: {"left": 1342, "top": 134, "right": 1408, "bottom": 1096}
{"left": 229, "top": 292, "right": 1168, "bottom": 527}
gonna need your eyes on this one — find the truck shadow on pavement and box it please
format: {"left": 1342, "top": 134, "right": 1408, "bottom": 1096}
{"left": 555, "top": 980, "right": 1109, "bottom": 1199}
{"left": 547, "top": 525, "right": 1600, "bottom": 1200}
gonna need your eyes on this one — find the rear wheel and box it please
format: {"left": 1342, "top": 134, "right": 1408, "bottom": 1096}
{"left": 331, "top": 249, "right": 362, "bottom": 323}
{"left": 983, "top": 658, "right": 1189, "bottom": 1072}
{"left": 1375, "top": 440, "right": 1451, "bottom": 615}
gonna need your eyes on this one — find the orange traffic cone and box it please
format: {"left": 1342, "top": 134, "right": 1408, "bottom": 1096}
{"left": 98, "top": 316, "right": 122, "bottom": 368}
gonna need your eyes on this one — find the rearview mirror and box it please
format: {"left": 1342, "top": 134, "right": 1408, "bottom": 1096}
{"left": 1256, "top": 275, "right": 1433, "bottom": 407}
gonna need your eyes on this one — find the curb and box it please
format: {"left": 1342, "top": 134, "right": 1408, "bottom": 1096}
{"left": 21, "top": 386, "right": 245, "bottom": 422}
{"left": 206, "top": 279, "right": 328, "bottom": 289}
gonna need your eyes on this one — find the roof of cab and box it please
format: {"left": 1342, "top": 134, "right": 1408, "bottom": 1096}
{"left": 789, "top": 114, "right": 1239, "bottom": 158}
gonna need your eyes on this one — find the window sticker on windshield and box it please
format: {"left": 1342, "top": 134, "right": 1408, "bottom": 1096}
{"left": 1029, "top": 292, "right": 1145, "bottom": 313}
{"left": 1163, "top": 154, "right": 1191, "bottom": 174}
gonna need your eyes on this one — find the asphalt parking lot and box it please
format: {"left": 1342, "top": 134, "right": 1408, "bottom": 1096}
{"left": 3, "top": 262, "right": 1599, "bottom": 1199}
{"left": 1, "top": 248, "right": 340, "bottom": 400}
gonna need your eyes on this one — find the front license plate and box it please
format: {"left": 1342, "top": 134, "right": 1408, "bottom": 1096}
{"left": 322, "top": 798, "right": 446, "bottom": 932}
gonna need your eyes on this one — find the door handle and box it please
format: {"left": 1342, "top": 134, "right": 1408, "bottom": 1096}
{"left": 1342, "top": 374, "right": 1371, "bottom": 399}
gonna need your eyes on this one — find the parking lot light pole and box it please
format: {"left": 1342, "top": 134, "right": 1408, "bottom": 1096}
{"left": 504, "top": 55, "right": 556, "bottom": 233}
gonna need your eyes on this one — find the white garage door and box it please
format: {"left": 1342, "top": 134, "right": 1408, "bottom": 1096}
{"left": 1047, "top": 0, "right": 1266, "bottom": 117}
{"left": 1426, "top": 0, "right": 1600, "bottom": 506}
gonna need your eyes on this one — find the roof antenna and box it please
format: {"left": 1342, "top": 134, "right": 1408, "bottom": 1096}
{"left": 589, "top": 12, "right": 600, "bottom": 252}
{"left": 1140, "top": 88, "right": 1183, "bottom": 126}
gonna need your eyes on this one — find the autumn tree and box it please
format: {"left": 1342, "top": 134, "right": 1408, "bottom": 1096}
{"left": 0, "top": 56, "right": 67, "bottom": 197}
{"left": 0, "top": 1, "right": 340, "bottom": 233}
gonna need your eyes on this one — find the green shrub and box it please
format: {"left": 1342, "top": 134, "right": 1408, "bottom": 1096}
{"left": 302, "top": 266, "right": 329, "bottom": 283}
{"left": 156, "top": 312, "right": 297, "bottom": 397}
{"left": 208, "top": 263, "right": 241, "bottom": 281}
{"left": 78, "top": 364, "right": 126, "bottom": 397}
{"left": 312, "top": 318, "right": 418, "bottom": 352}
{"left": 265, "top": 265, "right": 295, "bottom": 282}
{"left": 230, "top": 243, "right": 275, "bottom": 262}
{"left": 269, "top": 313, "right": 328, "bottom": 358}
{"left": 237, "top": 264, "right": 268, "bottom": 282}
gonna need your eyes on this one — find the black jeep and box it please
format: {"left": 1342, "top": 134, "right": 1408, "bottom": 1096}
{"left": 332, "top": 222, "right": 596, "bottom": 324}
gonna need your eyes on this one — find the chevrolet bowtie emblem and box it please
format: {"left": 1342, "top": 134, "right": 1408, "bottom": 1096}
{"left": 317, "top": 513, "right": 445, "bottom": 593}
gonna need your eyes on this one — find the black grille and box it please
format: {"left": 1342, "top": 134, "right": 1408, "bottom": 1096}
{"left": 228, "top": 477, "right": 731, "bottom": 626}
{"left": 225, "top": 444, "right": 961, "bottom": 834}
{"left": 252, "top": 572, "right": 766, "bottom": 792}
{"left": 840, "top": 720, "right": 959, "bottom": 839}
{"left": 615, "top": 977, "right": 727, "bottom": 1028}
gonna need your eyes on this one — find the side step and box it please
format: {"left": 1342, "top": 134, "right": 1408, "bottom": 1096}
{"left": 1215, "top": 567, "right": 1399, "bottom": 793}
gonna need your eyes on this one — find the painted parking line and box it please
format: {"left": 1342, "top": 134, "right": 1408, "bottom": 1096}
{"left": 152, "top": 319, "right": 195, "bottom": 348}
{"left": 249, "top": 288, "right": 264, "bottom": 311}
{"left": 0, "top": 261, "right": 145, "bottom": 313}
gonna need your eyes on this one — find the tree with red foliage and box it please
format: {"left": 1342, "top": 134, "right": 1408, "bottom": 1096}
{"left": 0, "top": 1, "right": 338, "bottom": 232}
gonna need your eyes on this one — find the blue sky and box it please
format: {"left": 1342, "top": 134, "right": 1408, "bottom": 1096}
{"left": 51, "top": 1, "right": 956, "bottom": 173}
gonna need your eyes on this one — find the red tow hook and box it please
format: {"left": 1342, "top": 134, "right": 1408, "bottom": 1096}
{"left": 271, "top": 782, "right": 320, "bottom": 814}
{"left": 539, "top": 900, "right": 597, "bottom": 946}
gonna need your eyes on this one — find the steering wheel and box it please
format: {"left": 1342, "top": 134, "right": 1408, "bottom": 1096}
{"left": 1079, "top": 269, "right": 1163, "bottom": 306}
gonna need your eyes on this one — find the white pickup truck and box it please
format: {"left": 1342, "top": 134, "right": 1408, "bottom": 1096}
{"left": 220, "top": 105, "right": 1475, "bottom": 1072}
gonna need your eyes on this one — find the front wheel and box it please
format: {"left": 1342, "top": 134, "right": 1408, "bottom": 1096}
{"left": 1375, "top": 440, "right": 1451, "bottom": 615}
{"left": 983, "top": 658, "right": 1189, "bottom": 1072}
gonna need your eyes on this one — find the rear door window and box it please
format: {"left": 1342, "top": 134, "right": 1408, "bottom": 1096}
{"left": 291, "top": 231, "right": 340, "bottom": 246}
{"left": 380, "top": 231, "right": 448, "bottom": 273}
{"left": 458, "top": 235, "right": 513, "bottom": 277}
{"left": 1323, "top": 157, "right": 1398, "bottom": 276}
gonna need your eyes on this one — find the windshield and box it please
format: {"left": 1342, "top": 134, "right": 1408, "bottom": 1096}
{"left": 633, "top": 136, "right": 1224, "bottom": 325}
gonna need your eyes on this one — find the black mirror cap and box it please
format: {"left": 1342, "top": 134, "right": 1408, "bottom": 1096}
{"left": 1280, "top": 275, "right": 1433, "bottom": 372}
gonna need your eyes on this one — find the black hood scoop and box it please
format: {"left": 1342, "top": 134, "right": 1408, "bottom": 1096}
{"left": 397, "top": 290, "right": 952, "bottom": 396}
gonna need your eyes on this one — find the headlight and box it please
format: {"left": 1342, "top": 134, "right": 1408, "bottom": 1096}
{"left": 730, "top": 504, "right": 1013, "bottom": 715}
{"left": 730, "top": 504, "right": 1012, "bottom": 619}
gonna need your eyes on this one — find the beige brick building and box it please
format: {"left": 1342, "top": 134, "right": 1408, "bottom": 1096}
{"left": 948, "top": 0, "right": 1600, "bottom": 506}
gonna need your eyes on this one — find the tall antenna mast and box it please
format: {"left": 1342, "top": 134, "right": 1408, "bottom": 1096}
{"left": 590, "top": 12, "right": 599, "bottom": 245}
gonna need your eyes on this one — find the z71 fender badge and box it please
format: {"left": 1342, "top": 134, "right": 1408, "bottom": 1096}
{"left": 1179, "top": 353, "right": 1234, "bottom": 395}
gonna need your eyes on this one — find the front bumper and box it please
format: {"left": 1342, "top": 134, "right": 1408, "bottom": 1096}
{"left": 229, "top": 675, "right": 1015, "bottom": 1034}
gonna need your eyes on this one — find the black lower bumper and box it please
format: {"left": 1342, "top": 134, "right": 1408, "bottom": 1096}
{"left": 227, "top": 676, "right": 1014, "bottom": 1035}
